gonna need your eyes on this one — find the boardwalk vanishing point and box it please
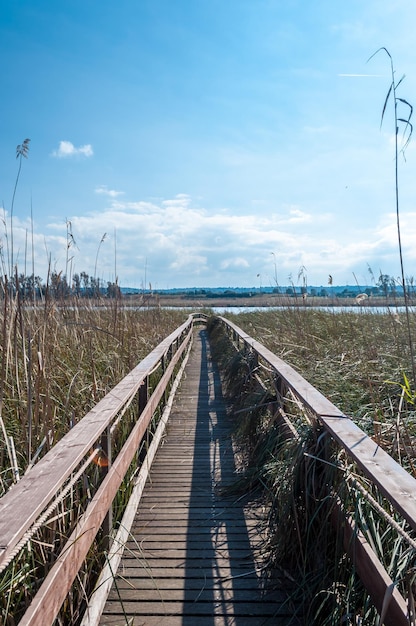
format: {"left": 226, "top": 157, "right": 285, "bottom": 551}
{"left": 96, "top": 329, "right": 299, "bottom": 625}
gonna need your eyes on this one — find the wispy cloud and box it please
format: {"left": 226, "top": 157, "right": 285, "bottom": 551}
{"left": 287, "top": 207, "right": 313, "bottom": 223}
{"left": 52, "top": 141, "right": 93, "bottom": 158}
{"left": 95, "top": 185, "right": 124, "bottom": 198}
{"left": 338, "top": 73, "right": 384, "bottom": 77}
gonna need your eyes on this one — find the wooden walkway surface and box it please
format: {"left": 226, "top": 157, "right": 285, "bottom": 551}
{"left": 99, "top": 329, "right": 299, "bottom": 626}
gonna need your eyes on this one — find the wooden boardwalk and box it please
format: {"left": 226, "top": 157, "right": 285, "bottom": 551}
{"left": 99, "top": 329, "right": 299, "bottom": 626}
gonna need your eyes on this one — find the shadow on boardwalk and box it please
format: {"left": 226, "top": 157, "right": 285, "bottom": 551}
{"left": 99, "top": 329, "right": 300, "bottom": 625}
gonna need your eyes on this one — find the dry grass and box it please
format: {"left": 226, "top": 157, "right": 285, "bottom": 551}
{"left": 0, "top": 295, "right": 189, "bottom": 624}
{"left": 0, "top": 296, "right": 187, "bottom": 487}
{"left": 220, "top": 307, "right": 416, "bottom": 471}
{"left": 208, "top": 310, "right": 416, "bottom": 625}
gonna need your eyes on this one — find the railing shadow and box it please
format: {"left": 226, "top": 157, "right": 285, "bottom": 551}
{"left": 182, "top": 329, "right": 261, "bottom": 625}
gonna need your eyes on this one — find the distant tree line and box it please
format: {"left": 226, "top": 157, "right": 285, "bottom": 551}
{"left": 1, "top": 271, "right": 121, "bottom": 300}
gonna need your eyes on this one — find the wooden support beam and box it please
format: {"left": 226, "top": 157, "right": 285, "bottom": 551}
{"left": 333, "top": 504, "right": 409, "bottom": 626}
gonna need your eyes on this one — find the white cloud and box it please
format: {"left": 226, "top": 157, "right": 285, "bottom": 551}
{"left": 220, "top": 257, "right": 250, "bottom": 270}
{"left": 170, "top": 250, "right": 207, "bottom": 272}
{"left": 95, "top": 186, "right": 124, "bottom": 198}
{"left": 52, "top": 141, "right": 94, "bottom": 158}
{"left": 47, "top": 195, "right": 352, "bottom": 285}
{"left": 6, "top": 192, "right": 416, "bottom": 289}
{"left": 287, "top": 207, "right": 313, "bottom": 223}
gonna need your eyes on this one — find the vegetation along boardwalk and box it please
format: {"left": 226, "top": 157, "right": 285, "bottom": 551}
{"left": 94, "top": 329, "right": 298, "bottom": 625}
{"left": 3, "top": 313, "right": 416, "bottom": 624}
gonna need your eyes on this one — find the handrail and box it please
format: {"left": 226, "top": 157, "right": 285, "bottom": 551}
{"left": 214, "top": 315, "right": 416, "bottom": 625}
{"left": 0, "top": 313, "right": 199, "bottom": 625}
{"left": 218, "top": 316, "right": 416, "bottom": 531}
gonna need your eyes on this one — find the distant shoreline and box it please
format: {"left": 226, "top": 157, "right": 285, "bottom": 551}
{"left": 125, "top": 293, "right": 411, "bottom": 309}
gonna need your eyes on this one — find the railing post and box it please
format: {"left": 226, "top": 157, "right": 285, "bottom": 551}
{"left": 247, "top": 346, "right": 258, "bottom": 379}
{"left": 100, "top": 425, "right": 112, "bottom": 550}
{"left": 272, "top": 374, "right": 294, "bottom": 439}
{"left": 138, "top": 377, "right": 149, "bottom": 415}
{"left": 137, "top": 377, "right": 150, "bottom": 463}
{"left": 274, "top": 374, "right": 286, "bottom": 404}
{"left": 160, "top": 352, "right": 169, "bottom": 407}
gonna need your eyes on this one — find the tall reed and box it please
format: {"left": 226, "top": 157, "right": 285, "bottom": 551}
{"left": 370, "top": 48, "right": 415, "bottom": 385}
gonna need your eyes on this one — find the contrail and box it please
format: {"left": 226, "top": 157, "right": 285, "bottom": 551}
{"left": 338, "top": 73, "right": 385, "bottom": 77}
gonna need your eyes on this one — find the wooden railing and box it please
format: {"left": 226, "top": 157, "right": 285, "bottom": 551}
{"left": 0, "top": 314, "right": 200, "bottom": 626}
{"left": 212, "top": 315, "right": 416, "bottom": 626}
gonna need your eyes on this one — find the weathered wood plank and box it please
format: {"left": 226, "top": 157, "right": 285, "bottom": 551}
{"left": 19, "top": 362, "right": 184, "bottom": 623}
{"left": 99, "top": 616, "right": 293, "bottom": 626}
{"left": 108, "top": 577, "right": 266, "bottom": 590}
{"left": 124, "top": 534, "right": 258, "bottom": 545}
{"left": 15, "top": 324, "right": 194, "bottom": 626}
{"left": 107, "top": 587, "right": 288, "bottom": 602}
{"left": 219, "top": 316, "right": 412, "bottom": 624}
{"left": 102, "top": 600, "right": 288, "bottom": 616}
{"left": 114, "top": 566, "right": 269, "bottom": 579}
{"left": 333, "top": 504, "right": 409, "bottom": 626}
{"left": 79, "top": 336, "right": 195, "bottom": 626}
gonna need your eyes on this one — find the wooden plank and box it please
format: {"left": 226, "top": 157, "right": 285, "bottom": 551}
{"left": 116, "top": 559, "right": 261, "bottom": 571}
{"left": 113, "top": 566, "right": 267, "bottom": 578}
{"left": 79, "top": 332, "right": 194, "bottom": 626}
{"left": 121, "top": 549, "right": 264, "bottom": 561}
{"left": 129, "top": 511, "right": 260, "bottom": 521}
{"left": 219, "top": 316, "right": 415, "bottom": 621}
{"left": 107, "top": 586, "right": 287, "bottom": 602}
{"left": 124, "top": 533, "right": 258, "bottom": 544}
{"left": 321, "top": 415, "right": 416, "bottom": 529}
{"left": 102, "top": 600, "right": 291, "bottom": 616}
{"left": 334, "top": 505, "right": 409, "bottom": 626}
{"left": 99, "top": 616, "right": 296, "bottom": 625}
{"left": 108, "top": 577, "right": 264, "bottom": 590}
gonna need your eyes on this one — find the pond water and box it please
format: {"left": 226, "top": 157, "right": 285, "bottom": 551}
{"left": 134, "top": 304, "right": 415, "bottom": 315}
{"left": 208, "top": 305, "right": 415, "bottom": 315}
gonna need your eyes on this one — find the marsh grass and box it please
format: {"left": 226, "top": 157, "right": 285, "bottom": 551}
{"left": 0, "top": 139, "right": 194, "bottom": 622}
{"left": 221, "top": 308, "right": 416, "bottom": 468}
{"left": 0, "top": 299, "right": 186, "bottom": 482}
{"left": 0, "top": 295, "right": 188, "bottom": 624}
{"left": 370, "top": 48, "right": 415, "bottom": 385}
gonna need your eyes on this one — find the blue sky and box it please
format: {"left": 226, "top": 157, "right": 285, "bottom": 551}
{"left": 1, "top": 0, "right": 416, "bottom": 289}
